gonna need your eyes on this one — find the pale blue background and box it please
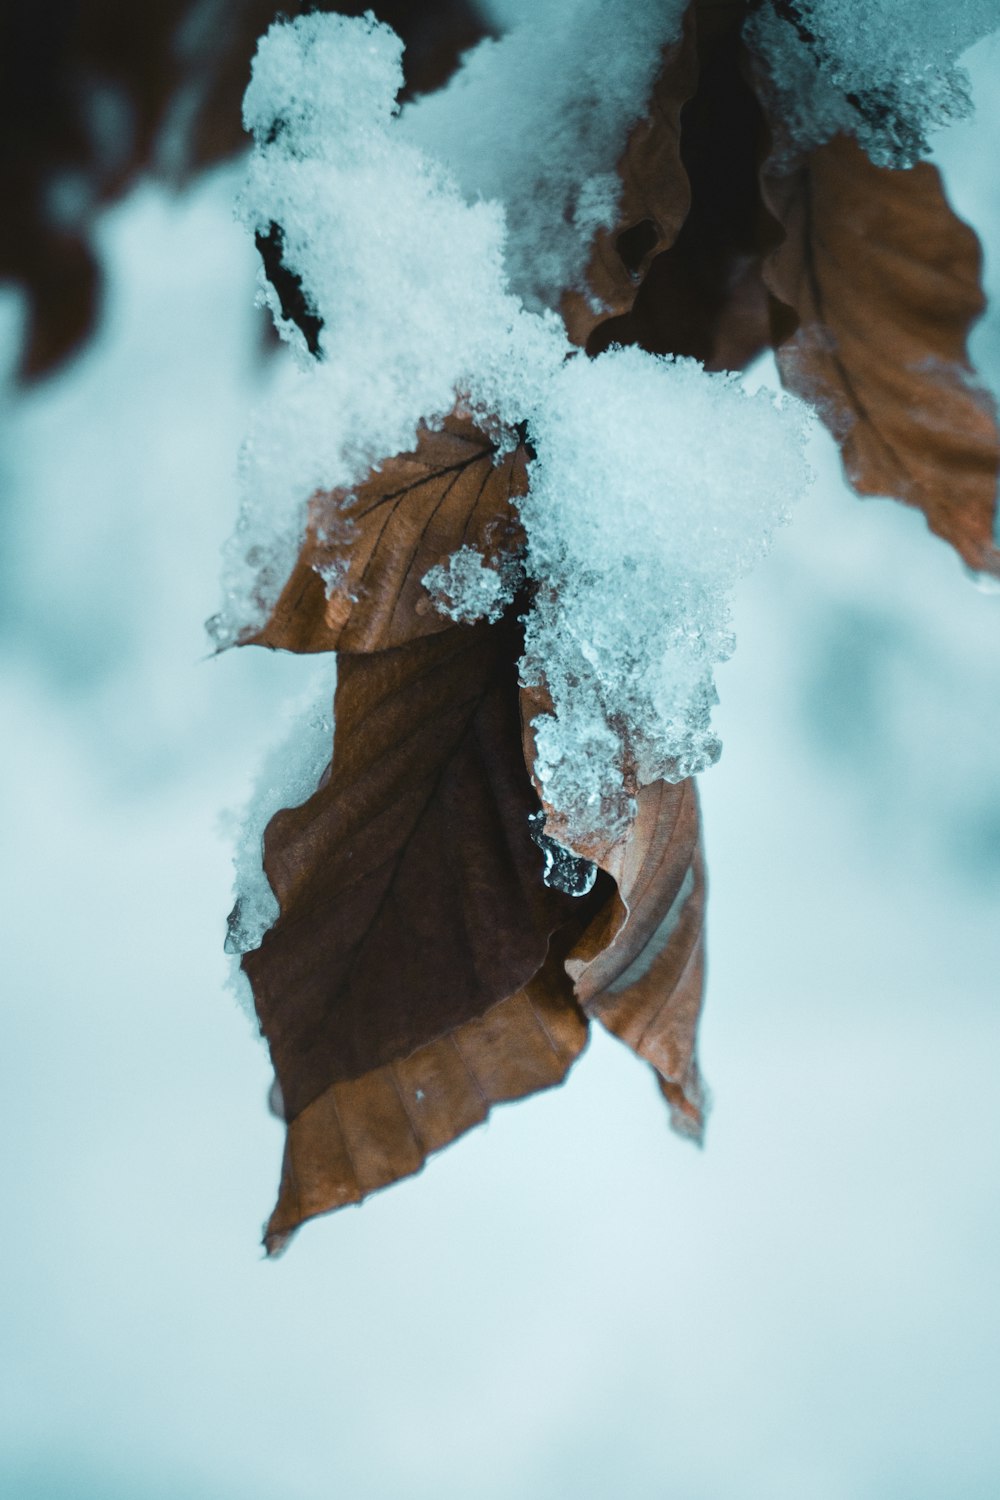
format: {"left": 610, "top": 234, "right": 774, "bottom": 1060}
{"left": 1, "top": 30, "right": 998, "bottom": 1500}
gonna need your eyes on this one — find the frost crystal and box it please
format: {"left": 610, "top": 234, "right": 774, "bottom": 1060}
{"left": 749, "top": 0, "right": 1000, "bottom": 165}
{"left": 216, "top": 11, "right": 564, "bottom": 643}
{"left": 422, "top": 545, "right": 519, "bottom": 625}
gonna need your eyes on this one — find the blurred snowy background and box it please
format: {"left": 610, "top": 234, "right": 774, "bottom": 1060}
{"left": 2, "top": 16, "right": 999, "bottom": 1500}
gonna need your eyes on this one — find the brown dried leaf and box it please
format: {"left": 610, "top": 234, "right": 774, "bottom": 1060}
{"left": 567, "top": 780, "right": 707, "bottom": 1140}
{"left": 242, "top": 613, "right": 598, "bottom": 1130}
{"left": 245, "top": 430, "right": 711, "bottom": 1240}
{"left": 252, "top": 597, "right": 707, "bottom": 1248}
{"left": 520, "top": 685, "right": 707, "bottom": 1137}
{"left": 587, "top": 5, "right": 773, "bottom": 372}
{"left": 263, "top": 947, "right": 589, "bottom": 1253}
{"left": 560, "top": 8, "right": 699, "bottom": 347}
{"left": 762, "top": 133, "right": 1000, "bottom": 576}
{"left": 248, "top": 414, "right": 529, "bottom": 654}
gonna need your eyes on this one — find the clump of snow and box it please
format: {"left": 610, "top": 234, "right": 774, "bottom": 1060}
{"left": 401, "top": 0, "right": 686, "bottom": 312}
{"left": 221, "top": 10, "right": 814, "bottom": 913}
{"left": 226, "top": 661, "right": 336, "bottom": 985}
{"left": 212, "top": 11, "right": 566, "bottom": 648}
{"left": 519, "top": 349, "right": 812, "bottom": 843}
{"left": 749, "top": 0, "right": 1000, "bottom": 166}
{"left": 423, "top": 545, "right": 519, "bottom": 625}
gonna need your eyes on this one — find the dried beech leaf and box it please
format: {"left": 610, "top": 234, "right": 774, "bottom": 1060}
{"left": 588, "top": 12, "right": 773, "bottom": 372}
{"left": 243, "top": 613, "right": 595, "bottom": 1127}
{"left": 248, "top": 414, "right": 529, "bottom": 654}
{"left": 520, "top": 686, "right": 707, "bottom": 1136}
{"left": 567, "top": 780, "right": 707, "bottom": 1141}
{"left": 560, "top": 8, "right": 699, "bottom": 348}
{"left": 762, "top": 133, "right": 1000, "bottom": 575}
{"left": 264, "top": 948, "right": 589, "bottom": 1253}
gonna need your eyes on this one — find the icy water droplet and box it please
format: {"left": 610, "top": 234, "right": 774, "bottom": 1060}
{"left": 225, "top": 897, "right": 255, "bottom": 955}
{"left": 528, "top": 811, "right": 597, "bottom": 897}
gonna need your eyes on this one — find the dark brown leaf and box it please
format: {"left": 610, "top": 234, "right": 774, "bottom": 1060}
{"left": 559, "top": 8, "right": 699, "bottom": 348}
{"left": 248, "top": 414, "right": 529, "bottom": 654}
{"left": 588, "top": 4, "right": 773, "bottom": 372}
{"left": 263, "top": 945, "right": 589, "bottom": 1253}
{"left": 243, "top": 612, "right": 598, "bottom": 1127}
{"left": 761, "top": 133, "right": 1000, "bottom": 576}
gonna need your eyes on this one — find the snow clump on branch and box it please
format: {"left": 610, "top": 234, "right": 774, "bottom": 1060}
{"left": 221, "top": 7, "right": 811, "bottom": 859}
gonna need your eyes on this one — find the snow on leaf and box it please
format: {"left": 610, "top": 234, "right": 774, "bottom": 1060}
{"left": 560, "top": 6, "right": 699, "bottom": 348}
{"left": 746, "top": 0, "right": 1000, "bottom": 169}
{"left": 516, "top": 346, "right": 809, "bottom": 849}
{"left": 246, "top": 413, "right": 529, "bottom": 654}
{"left": 401, "top": 0, "right": 690, "bottom": 324}
{"left": 761, "top": 133, "right": 1000, "bottom": 576}
{"left": 566, "top": 780, "right": 707, "bottom": 1143}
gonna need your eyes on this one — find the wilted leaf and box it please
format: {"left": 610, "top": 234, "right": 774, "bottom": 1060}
{"left": 244, "top": 443, "right": 709, "bottom": 1243}
{"left": 559, "top": 8, "right": 699, "bottom": 348}
{"left": 248, "top": 414, "right": 529, "bottom": 654}
{"left": 566, "top": 780, "right": 707, "bottom": 1140}
{"left": 243, "top": 612, "right": 602, "bottom": 1128}
{"left": 762, "top": 133, "right": 1000, "bottom": 576}
{"left": 521, "top": 686, "right": 708, "bottom": 1139}
{"left": 263, "top": 946, "right": 589, "bottom": 1253}
{"left": 588, "top": 3, "right": 773, "bottom": 372}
